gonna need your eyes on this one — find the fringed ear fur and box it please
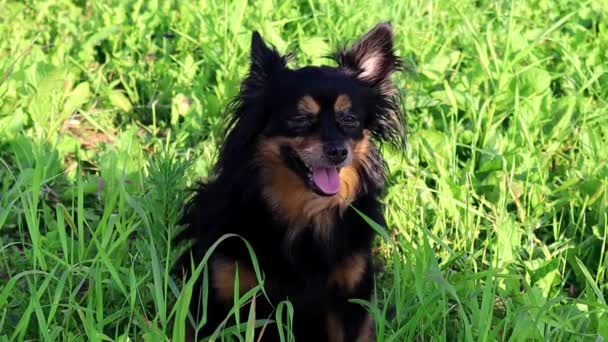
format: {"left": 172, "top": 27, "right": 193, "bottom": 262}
{"left": 334, "top": 23, "right": 406, "bottom": 149}
{"left": 215, "top": 32, "right": 290, "bottom": 177}
{"left": 333, "top": 22, "right": 401, "bottom": 93}
{"left": 244, "top": 31, "right": 289, "bottom": 94}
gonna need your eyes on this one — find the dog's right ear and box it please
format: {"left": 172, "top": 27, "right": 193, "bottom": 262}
{"left": 248, "top": 31, "right": 287, "bottom": 86}
{"left": 217, "top": 32, "right": 288, "bottom": 176}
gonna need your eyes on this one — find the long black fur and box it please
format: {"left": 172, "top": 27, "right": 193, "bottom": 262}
{"left": 175, "top": 22, "right": 405, "bottom": 341}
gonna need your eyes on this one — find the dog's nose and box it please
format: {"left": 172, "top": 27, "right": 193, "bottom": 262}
{"left": 324, "top": 143, "right": 348, "bottom": 164}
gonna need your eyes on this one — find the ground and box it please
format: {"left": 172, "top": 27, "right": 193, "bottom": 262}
{"left": 0, "top": 0, "right": 607, "bottom": 341}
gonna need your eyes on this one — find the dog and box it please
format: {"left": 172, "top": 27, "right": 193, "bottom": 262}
{"left": 176, "top": 22, "right": 404, "bottom": 341}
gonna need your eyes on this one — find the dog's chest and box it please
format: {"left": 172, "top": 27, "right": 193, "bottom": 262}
{"left": 211, "top": 249, "right": 368, "bottom": 308}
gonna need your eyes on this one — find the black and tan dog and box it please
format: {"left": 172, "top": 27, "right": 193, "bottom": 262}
{"left": 177, "top": 22, "right": 404, "bottom": 341}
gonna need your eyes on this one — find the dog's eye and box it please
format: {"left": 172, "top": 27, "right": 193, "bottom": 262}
{"left": 288, "top": 115, "right": 313, "bottom": 130}
{"left": 340, "top": 114, "right": 359, "bottom": 128}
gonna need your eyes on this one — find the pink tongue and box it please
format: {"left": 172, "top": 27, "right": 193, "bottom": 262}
{"left": 312, "top": 167, "right": 340, "bottom": 195}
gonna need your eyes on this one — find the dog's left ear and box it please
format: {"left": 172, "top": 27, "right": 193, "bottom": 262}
{"left": 335, "top": 23, "right": 406, "bottom": 148}
{"left": 334, "top": 22, "right": 400, "bottom": 88}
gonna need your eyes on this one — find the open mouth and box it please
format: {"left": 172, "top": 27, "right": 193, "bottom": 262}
{"left": 281, "top": 146, "right": 341, "bottom": 197}
{"left": 306, "top": 165, "right": 341, "bottom": 196}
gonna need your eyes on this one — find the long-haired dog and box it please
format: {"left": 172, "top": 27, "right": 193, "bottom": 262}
{"left": 176, "top": 22, "right": 404, "bottom": 341}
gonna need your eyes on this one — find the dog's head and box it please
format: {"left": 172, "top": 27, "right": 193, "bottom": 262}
{"left": 218, "top": 23, "right": 404, "bottom": 207}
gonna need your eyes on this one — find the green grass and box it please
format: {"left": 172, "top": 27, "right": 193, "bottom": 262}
{"left": 1, "top": 0, "right": 607, "bottom": 340}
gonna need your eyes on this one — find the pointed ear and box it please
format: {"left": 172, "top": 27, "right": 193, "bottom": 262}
{"left": 221, "top": 31, "right": 290, "bottom": 164}
{"left": 333, "top": 22, "right": 400, "bottom": 86}
{"left": 248, "top": 31, "right": 288, "bottom": 86}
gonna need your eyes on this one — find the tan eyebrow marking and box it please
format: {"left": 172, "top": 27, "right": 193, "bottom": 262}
{"left": 334, "top": 94, "right": 352, "bottom": 112}
{"left": 297, "top": 95, "right": 321, "bottom": 115}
